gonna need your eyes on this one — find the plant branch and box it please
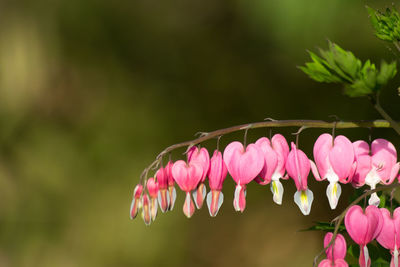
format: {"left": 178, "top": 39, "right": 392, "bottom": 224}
{"left": 139, "top": 119, "right": 395, "bottom": 183}
{"left": 313, "top": 183, "right": 400, "bottom": 266}
{"left": 370, "top": 95, "right": 400, "bottom": 136}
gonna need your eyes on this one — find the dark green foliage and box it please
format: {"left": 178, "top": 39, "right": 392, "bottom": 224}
{"left": 300, "top": 42, "right": 397, "bottom": 97}
{"left": 301, "top": 221, "right": 346, "bottom": 233}
{"left": 367, "top": 6, "right": 400, "bottom": 42}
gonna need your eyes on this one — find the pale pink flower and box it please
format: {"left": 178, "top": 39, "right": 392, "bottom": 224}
{"left": 187, "top": 146, "right": 210, "bottom": 209}
{"left": 376, "top": 207, "right": 400, "bottom": 267}
{"left": 206, "top": 150, "right": 227, "bottom": 217}
{"left": 146, "top": 177, "right": 159, "bottom": 221}
{"left": 130, "top": 184, "right": 143, "bottom": 220}
{"left": 318, "top": 232, "right": 348, "bottom": 267}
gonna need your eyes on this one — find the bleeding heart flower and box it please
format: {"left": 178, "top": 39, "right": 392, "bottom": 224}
{"left": 285, "top": 142, "right": 314, "bottom": 215}
{"left": 146, "top": 178, "right": 159, "bottom": 221}
{"left": 376, "top": 207, "right": 400, "bottom": 267}
{"left": 141, "top": 193, "right": 151, "bottom": 226}
{"left": 318, "top": 232, "right": 348, "bottom": 267}
{"left": 130, "top": 184, "right": 143, "bottom": 220}
{"left": 165, "top": 161, "right": 177, "bottom": 211}
{"left": 187, "top": 146, "right": 210, "bottom": 209}
{"left": 310, "top": 134, "right": 356, "bottom": 209}
{"left": 351, "top": 139, "right": 400, "bottom": 206}
{"left": 345, "top": 205, "right": 383, "bottom": 267}
{"left": 255, "top": 134, "right": 289, "bottom": 205}
{"left": 223, "top": 141, "right": 264, "bottom": 212}
{"left": 156, "top": 166, "right": 170, "bottom": 213}
{"left": 171, "top": 160, "right": 203, "bottom": 218}
{"left": 206, "top": 150, "right": 227, "bottom": 217}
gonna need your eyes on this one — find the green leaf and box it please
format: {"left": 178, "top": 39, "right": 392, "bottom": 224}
{"left": 367, "top": 6, "right": 400, "bottom": 42}
{"left": 301, "top": 42, "right": 397, "bottom": 97}
{"left": 300, "top": 221, "right": 346, "bottom": 232}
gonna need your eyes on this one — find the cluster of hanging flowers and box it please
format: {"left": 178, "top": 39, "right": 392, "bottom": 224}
{"left": 318, "top": 205, "right": 400, "bottom": 267}
{"left": 130, "top": 133, "right": 400, "bottom": 222}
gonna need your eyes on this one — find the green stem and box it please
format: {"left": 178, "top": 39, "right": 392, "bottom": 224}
{"left": 371, "top": 95, "right": 400, "bottom": 136}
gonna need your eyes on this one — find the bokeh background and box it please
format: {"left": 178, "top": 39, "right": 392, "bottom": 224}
{"left": 0, "top": 0, "right": 399, "bottom": 266}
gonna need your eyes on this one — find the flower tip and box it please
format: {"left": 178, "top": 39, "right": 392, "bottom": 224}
{"left": 206, "top": 190, "right": 224, "bottom": 217}
{"left": 294, "top": 189, "right": 313, "bottom": 215}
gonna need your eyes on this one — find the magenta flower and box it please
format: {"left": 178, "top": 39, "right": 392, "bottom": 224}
{"left": 318, "top": 232, "right": 348, "bottom": 267}
{"left": 255, "top": 134, "right": 289, "bottom": 205}
{"left": 206, "top": 150, "right": 228, "bottom": 217}
{"left": 345, "top": 205, "right": 383, "bottom": 267}
{"left": 146, "top": 177, "right": 159, "bottom": 221}
{"left": 311, "top": 134, "right": 356, "bottom": 209}
{"left": 165, "top": 161, "right": 177, "bottom": 211}
{"left": 187, "top": 146, "right": 210, "bottom": 209}
{"left": 352, "top": 139, "right": 400, "bottom": 206}
{"left": 130, "top": 184, "right": 143, "bottom": 220}
{"left": 376, "top": 207, "right": 400, "bottom": 267}
{"left": 156, "top": 166, "right": 170, "bottom": 213}
{"left": 141, "top": 193, "right": 151, "bottom": 226}
{"left": 223, "top": 141, "right": 264, "bottom": 212}
{"left": 285, "top": 142, "right": 314, "bottom": 215}
{"left": 171, "top": 160, "right": 203, "bottom": 218}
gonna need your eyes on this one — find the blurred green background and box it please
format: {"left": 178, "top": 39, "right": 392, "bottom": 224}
{"left": 0, "top": 0, "right": 399, "bottom": 266}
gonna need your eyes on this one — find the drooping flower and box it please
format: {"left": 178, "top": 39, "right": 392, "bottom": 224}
{"left": 165, "top": 161, "right": 176, "bottom": 211}
{"left": 171, "top": 160, "right": 203, "bottom": 218}
{"left": 285, "top": 142, "right": 314, "bottom": 215}
{"left": 130, "top": 184, "right": 143, "bottom": 220}
{"left": 156, "top": 166, "right": 170, "bottom": 213}
{"left": 254, "top": 134, "right": 289, "bottom": 205}
{"left": 376, "top": 207, "right": 400, "bottom": 267}
{"left": 311, "top": 134, "right": 356, "bottom": 209}
{"left": 187, "top": 146, "right": 210, "bottom": 209}
{"left": 318, "top": 232, "right": 348, "bottom": 267}
{"left": 141, "top": 193, "right": 151, "bottom": 226}
{"left": 351, "top": 139, "right": 400, "bottom": 206}
{"left": 223, "top": 141, "right": 264, "bottom": 212}
{"left": 206, "top": 150, "right": 228, "bottom": 217}
{"left": 146, "top": 177, "right": 159, "bottom": 221}
{"left": 345, "top": 205, "right": 383, "bottom": 267}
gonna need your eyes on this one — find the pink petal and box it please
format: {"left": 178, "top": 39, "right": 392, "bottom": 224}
{"left": 345, "top": 205, "right": 370, "bottom": 245}
{"left": 271, "top": 134, "right": 290, "bottom": 177}
{"left": 352, "top": 141, "right": 371, "bottom": 187}
{"left": 286, "top": 142, "right": 311, "bottom": 191}
{"left": 208, "top": 150, "right": 228, "bottom": 190}
{"left": 371, "top": 139, "right": 397, "bottom": 184}
{"left": 157, "top": 189, "right": 170, "bottom": 213}
{"left": 146, "top": 178, "right": 159, "bottom": 198}
{"left": 141, "top": 194, "right": 151, "bottom": 226}
{"left": 394, "top": 207, "right": 400, "bottom": 248}
{"left": 310, "top": 160, "right": 323, "bottom": 181}
{"left": 324, "top": 232, "right": 347, "bottom": 260}
{"left": 165, "top": 161, "right": 175, "bottom": 186}
{"left": 330, "top": 135, "right": 354, "bottom": 183}
{"left": 171, "top": 160, "right": 203, "bottom": 192}
{"left": 377, "top": 208, "right": 396, "bottom": 250}
{"left": 192, "top": 182, "right": 206, "bottom": 209}
{"left": 156, "top": 166, "right": 168, "bottom": 189}
{"left": 313, "top": 133, "right": 333, "bottom": 179}
{"left": 187, "top": 146, "right": 210, "bottom": 183}
{"left": 255, "top": 137, "right": 278, "bottom": 184}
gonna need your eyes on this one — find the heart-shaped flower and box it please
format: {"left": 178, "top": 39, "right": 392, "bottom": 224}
{"left": 285, "top": 142, "right": 314, "bottom": 215}
{"left": 376, "top": 207, "right": 400, "bottom": 267}
{"left": 130, "top": 184, "right": 143, "bottom": 220}
{"left": 255, "top": 134, "right": 289, "bottom": 205}
{"left": 172, "top": 160, "right": 203, "bottom": 218}
{"left": 318, "top": 232, "right": 348, "bottom": 267}
{"left": 311, "top": 134, "right": 356, "bottom": 209}
{"left": 187, "top": 146, "right": 210, "bottom": 209}
{"left": 345, "top": 205, "right": 383, "bottom": 267}
{"left": 146, "top": 178, "right": 159, "bottom": 221}
{"left": 206, "top": 150, "right": 227, "bottom": 217}
{"left": 223, "top": 141, "right": 264, "bottom": 212}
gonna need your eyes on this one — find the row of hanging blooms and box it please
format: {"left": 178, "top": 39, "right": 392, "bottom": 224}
{"left": 130, "top": 133, "right": 400, "bottom": 267}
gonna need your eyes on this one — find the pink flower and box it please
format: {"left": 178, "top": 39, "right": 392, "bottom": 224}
{"left": 318, "top": 232, "right": 348, "bottom": 267}
{"left": 351, "top": 139, "right": 400, "bottom": 206}
{"left": 146, "top": 178, "right": 159, "bottom": 222}
{"left": 165, "top": 161, "right": 177, "bottom": 211}
{"left": 376, "top": 208, "right": 400, "bottom": 267}
{"left": 285, "top": 142, "right": 314, "bottom": 215}
{"left": 156, "top": 166, "right": 170, "bottom": 213}
{"left": 187, "top": 146, "right": 210, "bottom": 209}
{"left": 345, "top": 205, "right": 383, "bottom": 267}
{"left": 130, "top": 184, "right": 143, "bottom": 220}
{"left": 141, "top": 193, "right": 151, "bottom": 226}
{"left": 255, "top": 134, "right": 289, "bottom": 205}
{"left": 206, "top": 150, "right": 227, "bottom": 217}
{"left": 311, "top": 134, "right": 356, "bottom": 209}
{"left": 171, "top": 160, "right": 203, "bottom": 218}
{"left": 223, "top": 141, "right": 264, "bottom": 212}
